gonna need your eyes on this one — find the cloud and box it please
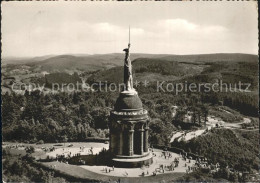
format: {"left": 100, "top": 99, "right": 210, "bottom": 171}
{"left": 94, "top": 23, "right": 120, "bottom": 33}
{"left": 1, "top": 3, "right": 257, "bottom": 57}
{"left": 155, "top": 19, "right": 227, "bottom": 36}
{"left": 163, "top": 19, "right": 198, "bottom": 31}
{"left": 2, "top": 1, "right": 258, "bottom": 57}
{"left": 202, "top": 25, "right": 227, "bottom": 33}
{"left": 131, "top": 28, "right": 145, "bottom": 35}
{"left": 0, "top": 19, "right": 238, "bottom": 57}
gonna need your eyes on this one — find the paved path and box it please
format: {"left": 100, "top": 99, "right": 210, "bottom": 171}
{"left": 170, "top": 116, "right": 254, "bottom": 142}
{"left": 80, "top": 149, "right": 195, "bottom": 177}
{"left": 46, "top": 146, "right": 109, "bottom": 158}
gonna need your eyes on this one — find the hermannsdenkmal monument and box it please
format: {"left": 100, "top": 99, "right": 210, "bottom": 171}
{"left": 109, "top": 31, "right": 153, "bottom": 168}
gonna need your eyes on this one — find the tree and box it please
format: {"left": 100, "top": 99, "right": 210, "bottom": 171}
{"left": 25, "top": 146, "right": 35, "bottom": 154}
{"left": 201, "top": 104, "right": 209, "bottom": 126}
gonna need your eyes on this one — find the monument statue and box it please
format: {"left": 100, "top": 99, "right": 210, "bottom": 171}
{"left": 122, "top": 27, "right": 135, "bottom": 93}
{"left": 123, "top": 43, "right": 133, "bottom": 91}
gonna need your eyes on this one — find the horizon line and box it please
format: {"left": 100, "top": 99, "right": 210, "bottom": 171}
{"left": 2, "top": 52, "right": 258, "bottom": 59}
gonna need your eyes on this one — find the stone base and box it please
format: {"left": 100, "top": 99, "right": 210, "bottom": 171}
{"left": 121, "top": 89, "right": 137, "bottom": 95}
{"left": 111, "top": 152, "right": 153, "bottom": 168}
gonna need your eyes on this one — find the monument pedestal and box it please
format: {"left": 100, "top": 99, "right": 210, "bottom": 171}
{"left": 112, "top": 152, "right": 153, "bottom": 168}
{"left": 109, "top": 91, "right": 153, "bottom": 168}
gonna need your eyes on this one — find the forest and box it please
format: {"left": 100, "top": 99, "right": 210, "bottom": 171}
{"left": 2, "top": 81, "right": 258, "bottom": 144}
{"left": 171, "top": 128, "right": 259, "bottom": 172}
{"left": 2, "top": 54, "right": 258, "bottom": 182}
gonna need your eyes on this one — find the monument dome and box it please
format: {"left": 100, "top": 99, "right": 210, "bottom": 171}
{"left": 114, "top": 92, "right": 143, "bottom": 111}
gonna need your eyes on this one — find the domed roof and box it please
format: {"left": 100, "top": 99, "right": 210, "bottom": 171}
{"left": 114, "top": 92, "right": 143, "bottom": 111}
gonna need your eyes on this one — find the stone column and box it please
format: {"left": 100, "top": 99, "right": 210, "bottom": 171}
{"left": 144, "top": 126, "right": 149, "bottom": 152}
{"left": 109, "top": 121, "right": 113, "bottom": 154}
{"left": 118, "top": 130, "right": 123, "bottom": 155}
{"left": 110, "top": 131, "right": 116, "bottom": 154}
{"left": 109, "top": 132, "right": 112, "bottom": 153}
{"left": 128, "top": 129, "right": 134, "bottom": 156}
{"left": 139, "top": 127, "right": 144, "bottom": 155}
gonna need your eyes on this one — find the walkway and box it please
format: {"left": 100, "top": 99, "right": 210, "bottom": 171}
{"left": 80, "top": 148, "right": 195, "bottom": 177}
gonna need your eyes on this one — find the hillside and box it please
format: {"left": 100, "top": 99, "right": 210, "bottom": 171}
{"left": 3, "top": 53, "right": 257, "bottom": 74}
{"left": 31, "top": 72, "right": 82, "bottom": 88}
{"left": 86, "top": 54, "right": 258, "bottom": 117}
{"left": 159, "top": 53, "right": 258, "bottom": 63}
{"left": 2, "top": 55, "right": 55, "bottom": 65}
{"left": 2, "top": 53, "right": 258, "bottom": 116}
{"left": 87, "top": 54, "right": 258, "bottom": 89}
{"left": 87, "top": 58, "right": 208, "bottom": 84}
{"left": 2, "top": 53, "right": 170, "bottom": 73}
{"left": 172, "top": 128, "right": 259, "bottom": 172}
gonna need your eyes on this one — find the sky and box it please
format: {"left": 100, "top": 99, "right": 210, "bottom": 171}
{"left": 2, "top": 1, "right": 258, "bottom": 58}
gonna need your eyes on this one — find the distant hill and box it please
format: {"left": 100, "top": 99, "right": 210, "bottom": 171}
{"left": 2, "top": 53, "right": 169, "bottom": 73}
{"left": 2, "top": 53, "right": 258, "bottom": 90}
{"left": 133, "top": 58, "right": 206, "bottom": 75}
{"left": 3, "top": 53, "right": 257, "bottom": 73}
{"left": 87, "top": 53, "right": 258, "bottom": 90}
{"left": 32, "top": 72, "right": 82, "bottom": 88}
{"left": 87, "top": 58, "right": 207, "bottom": 84}
{"left": 158, "top": 53, "right": 258, "bottom": 63}
{"left": 2, "top": 55, "right": 55, "bottom": 65}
